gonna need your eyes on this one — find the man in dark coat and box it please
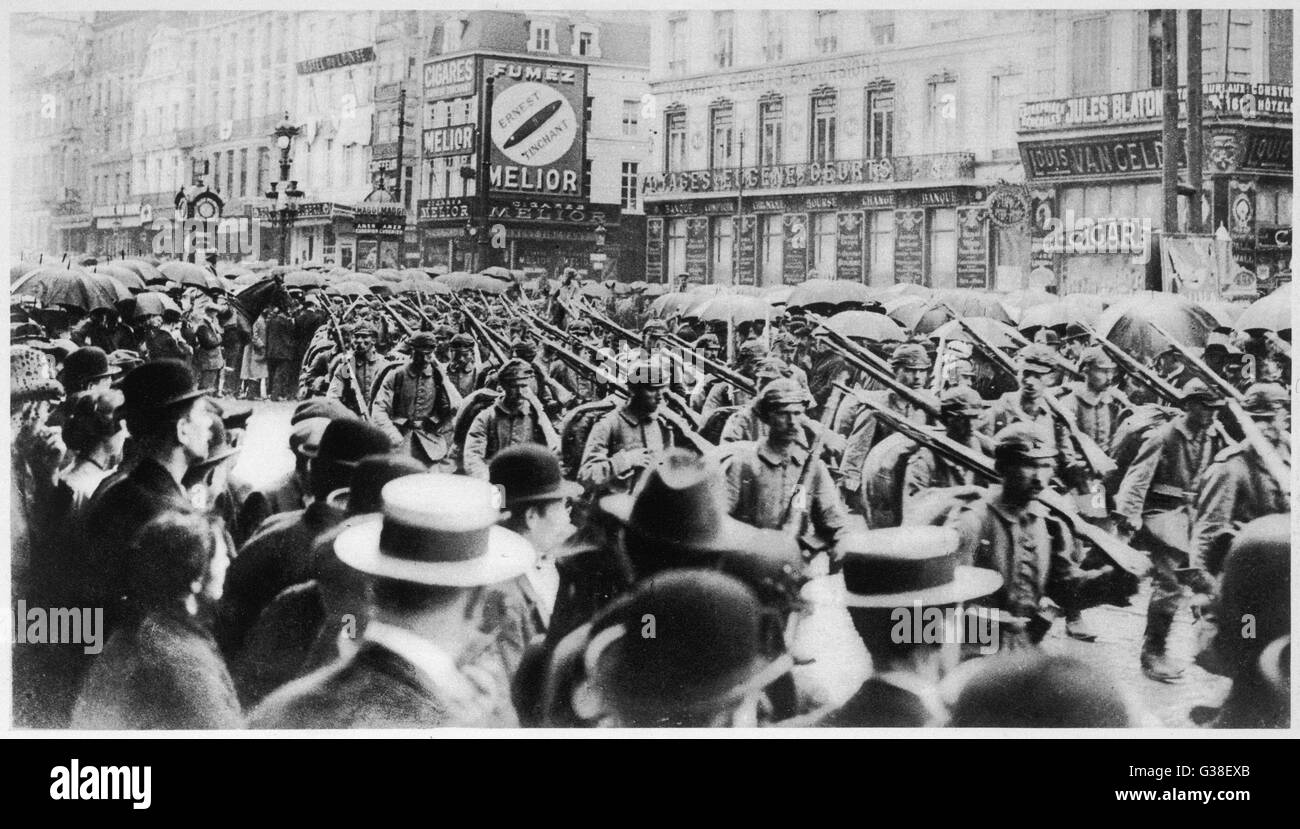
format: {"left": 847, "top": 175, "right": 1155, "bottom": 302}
{"left": 293, "top": 295, "right": 329, "bottom": 370}
{"left": 191, "top": 304, "right": 226, "bottom": 394}
{"left": 265, "top": 308, "right": 298, "bottom": 401}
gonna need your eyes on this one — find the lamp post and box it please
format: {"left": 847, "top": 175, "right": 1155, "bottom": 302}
{"left": 266, "top": 113, "right": 303, "bottom": 266}
{"left": 590, "top": 222, "right": 607, "bottom": 277}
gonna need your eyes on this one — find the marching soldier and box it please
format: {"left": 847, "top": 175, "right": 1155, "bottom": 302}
{"left": 699, "top": 340, "right": 771, "bottom": 415}
{"left": 370, "top": 332, "right": 459, "bottom": 468}
{"left": 718, "top": 363, "right": 809, "bottom": 443}
{"left": 977, "top": 343, "right": 1078, "bottom": 475}
{"left": 1191, "top": 382, "right": 1290, "bottom": 577}
{"left": 325, "top": 322, "right": 387, "bottom": 417}
{"left": 463, "top": 359, "right": 561, "bottom": 479}
{"left": 1055, "top": 346, "right": 1130, "bottom": 455}
{"left": 578, "top": 358, "right": 683, "bottom": 493}
{"left": 902, "top": 386, "right": 994, "bottom": 510}
{"left": 1113, "top": 379, "right": 1227, "bottom": 682}
{"left": 445, "top": 333, "right": 480, "bottom": 399}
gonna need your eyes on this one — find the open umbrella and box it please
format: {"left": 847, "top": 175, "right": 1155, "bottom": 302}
{"left": 649, "top": 291, "right": 696, "bottom": 318}
{"left": 888, "top": 299, "right": 953, "bottom": 334}
{"left": 997, "top": 288, "right": 1056, "bottom": 323}
{"left": 11, "top": 260, "right": 45, "bottom": 284}
{"left": 397, "top": 276, "right": 452, "bottom": 295}
{"left": 761, "top": 285, "right": 794, "bottom": 306}
{"left": 878, "top": 282, "right": 933, "bottom": 300}
{"left": 466, "top": 273, "right": 511, "bottom": 294}
{"left": 787, "top": 279, "right": 876, "bottom": 308}
{"left": 14, "top": 267, "right": 129, "bottom": 310}
{"left": 330, "top": 280, "right": 371, "bottom": 296}
{"left": 643, "top": 282, "right": 668, "bottom": 296}
{"left": 118, "top": 291, "right": 181, "bottom": 320}
{"left": 90, "top": 264, "right": 146, "bottom": 292}
{"left": 931, "top": 316, "right": 1028, "bottom": 350}
{"left": 424, "top": 264, "right": 450, "bottom": 276}
{"left": 933, "top": 290, "right": 1015, "bottom": 324}
{"left": 232, "top": 273, "right": 263, "bottom": 287}
{"left": 1197, "top": 301, "right": 1245, "bottom": 329}
{"left": 1097, "top": 291, "right": 1220, "bottom": 360}
{"left": 578, "top": 281, "right": 611, "bottom": 300}
{"left": 696, "top": 294, "right": 773, "bottom": 325}
{"left": 284, "top": 270, "right": 323, "bottom": 288}
{"left": 433, "top": 271, "right": 476, "bottom": 291}
{"left": 1233, "top": 284, "right": 1291, "bottom": 333}
{"left": 478, "top": 266, "right": 514, "bottom": 281}
{"left": 823, "top": 310, "right": 907, "bottom": 342}
{"left": 373, "top": 268, "right": 405, "bottom": 283}
{"left": 117, "top": 259, "right": 166, "bottom": 286}
{"left": 160, "top": 261, "right": 222, "bottom": 291}
{"left": 1017, "top": 297, "right": 1105, "bottom": 335}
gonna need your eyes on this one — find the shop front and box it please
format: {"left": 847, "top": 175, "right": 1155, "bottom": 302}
{"left": 253, "top": 201, "right": 357, "bottom": 267}
{"left": 1016, "top": 82, "right": 1293, "bottom": 295}
{"left": 642, "top": 157, "right": 993, "bottom": 289}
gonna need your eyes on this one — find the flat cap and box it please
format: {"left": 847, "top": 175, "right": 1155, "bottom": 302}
{"left": 626, "top": 358, "right": 670, "bottom": 387}
{"left": 1180, "top": 378, "right": 1225, "bottom": 406}
{"left": 757, "top": 377, "right": 810, "bottom": 411}
{"left": 1077, "top": 346, "right": 1117, "bottom": 370}
{"left": 890, "top": 343, "right": 931, "bottom": 369}
{"left": 993, "top": 422, "right": 1058, "bottom": 461}
{"left": 1018, "top": 343, "right": 1059, "bottom": 374}
{"left": 1241, "top": 382, "right": 1289, "bottom": 416}
{"left": 408, "top": 332, "right": 438, "bottom": 350}
{"left": 496, "top": 358, "right": 536, "bottom": 384}
{"left": 940, "top": 385, "right": 987, "bottom": 416}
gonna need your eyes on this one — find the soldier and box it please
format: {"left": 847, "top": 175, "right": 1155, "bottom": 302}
{"left": 1153, "top": 345, "right": 1194, "bottom": 391}
{"left": 578, "top": 358, "right": 682, "bottom": 493}
{"left": 370, "top": 332, "right": 459, "bottom": 468}
{"left": 463, "top": 359, "right": 560, "bottom": 479}
{"left": 718, "top": 365, "right": 817, "bottom": 444}
{"left": 699, "top": 340, "right": 770, "bottom": 415}
{"left": 723, "top": 378, "right": 852, "bottom": 555}
{"left": 977, "top": 343, "right": 1078, "bottom": 475}
{"left": 837, "top": 343, "right": 932, "bottom": 514}
{"left": 1055, "top": 346, "right": 1130, "bottom": 455}
{"left": 901, "top": 386, "right": 994, "bottom": 512}
{"left": 431, "top": 324, "right": 456, "bottom": 364}
{"left": 939, "top": 424, "right": 1111, "bottom": 652}
{"left": 445, "top": 333, "right": 480, "bottom": 399}
{"left": 549, "top": 322, "right": 602, "bottom": 404}
{"left": 770, "top": 332, "right": 810, "bottom": 390}
{"left": 325, "top": 322, "right": 387, "bottom": 417}
{"left": 1113, "top": 379, "right": 1226, "bottom": 682}
{"left": 1191, "top": 382, "right": 1290, "bottom": 578}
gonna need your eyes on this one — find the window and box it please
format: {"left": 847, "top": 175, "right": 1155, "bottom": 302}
{"left": 1147, "top": 11, "right": 1165, "bottom": 88}
{"left": 760, "top": 214, "right": 783, "bottom": 286}
{"left": 815, "top": 11, "right": 839, "bottom": 54}
{"left": 926, "top": 78, "right": 958, "bottom": 153}
{"left": 872, "top": 24, "right": 895, "bottom": 45}
{"left": 257, "top": 147, "right": 270, "bottom": 193}
{"left": 709, "top": 105, "right": 734, "bottom": 168}
{"left": 620, "top": 162, "right": 639, "bottom": 211}
{"left": 990, "top": 72, "right": 1024, "bottom": 149}
{"left": 226, "top": 150, "right": 235, "bottom": 196}
{"left": 529, "top": 21, "right": 555, "bottom": 53}
{"left": 576, "top": 29, "right": 595, "bottom": 57}
{"left": 621, "top": 100, "right": 640, "bottom": 136}
{"left": 867, "top": 211, "right": 894, "bottom": 284}
{"left": 1268, "top": 10, "right": 1292, "bottom": 85}
{"left": 713, "top": 12, "right": 734, "bottom": 69}
{"left": 211, "top": 153, "right": 220, "bottom": 189}
{"left": 668, "top": 218, "right": 688, "bottom": 277}
{"left": 811, "top": 213, "right": 837, "bottom": 276}
{"left": 1202, "top": 11, "right": 1257, "bottom": 84}
{"left": 759, "top": 97, "right": 784, "bottom": 166}
{"left": 710, "top": 217, "right": 733, "bottom": 282}
{"left": 665, "top": 109, "right": 687, "bottom": 172}
{"left": 927, "top": 208, "right": 956, "bottom": 288}
{"left": 239, "top": 149, "right": 248, "bottom": 196}
{"left": 1070, "top": 17, "right": 1109, "bottom": 94}
{"left": 762, "top": 11, "right": 784, "bottom": 62}
{"left": 668, "top": 17, "right": 687, "bottom": 76}
{"left": 810, "top": 91, "right": 837, "bottom": 164}
{"left": 866, "top": 88, "right": 894, "bottom": 158}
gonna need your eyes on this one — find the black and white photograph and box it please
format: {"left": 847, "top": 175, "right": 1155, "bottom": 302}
{"left": 4, "top": 0, "right": 1294, "bottom": 752}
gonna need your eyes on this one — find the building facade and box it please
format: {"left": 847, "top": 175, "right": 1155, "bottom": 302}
{"left": 416, "top": 10, "right": 650, "bottom": 279}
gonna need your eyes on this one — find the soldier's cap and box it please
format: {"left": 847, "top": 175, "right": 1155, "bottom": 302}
{"left": 1179, "top": 379, "right": 1225, "bottom": 407}
{"left": 583, "top": 569, "right": 794, "bottom": 721}
{"left": 754, "top": 357, "right": 789, "bottom": 381}
{"left": 496, "top": 358, "right": 535, "bottom": 384}
{"left": 641, "top": 319, "right": 668, "bottom": 335}
{"left": 756, "top": 377, "right": 809, "bottom": 413}
{"left": 737, "top": 340, "right": 769, "bottom": 362}
{"left": 450, "top": 333, "right": 475, "bottom": 349}
{"left": 1017, "top": 343, "right": 1059, "bottom": 374}
{"left": 1033, "top": 328, "right": 1062, "bottom": 347}
{"left": 788, "top": 323, "right": 812, "bottom": 338}
{"left": 939, "top": 385, "right": 987, "bottom": 417}
{"left": 408, "top": 332, "right": 438, "bottom": 350}
{"left": 694, "top": 333, "right": 720, "bottom": 349}
{"left": 1241, "top": 382, "right": 1289, "bottom": 417}
{"left": 351, "top": 322, "right": 378, "bottom": 338}
{"left": 626, "top": 358, "right": 670, "bottom": 388}
{"left": 511, "top": 340, "right": 539, "bottom": 360}
{"left": 433, "top": 325, "right": 456, "bottom": 338}
{"left": 993, "top": 422, "right": 1058, "bottom": 462}
{"left": 1063, "top": 323, "right": 1089, "bottom": 342}
{"left": 890, "top": 343, "right": 931, "bottom": 369}
{"left": 831, "top": 527, "right": 1002, "bottom": 608}
{"left": 1077, "top": 345, "right": 1118, "bottom": 370}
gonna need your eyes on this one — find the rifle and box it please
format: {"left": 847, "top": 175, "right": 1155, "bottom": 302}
{"left": 958, "top": 318, "right": 1116, "bottom": 479}
{"left": 453, "top": 294, "right": 508, "bottom": 365}
{"left": 1148, "top": 321, "right": 1290, "bottom": 497}
{"left": 378, "top": 297, "right": 415, "bottom": 338}
{"left": 1264, "top": 331, "right": 1291, "bottom": 360}
{"left": 659, "top": 332, "right": 758, "bottom": 396}
{"left": 396, "top": 296, "right": 435, "bottom": 329}
{"left": 324, "top": 304, "right": 372, "bottom": 421}
{"left": 781, "top": 385, "right": 842, "bottom": 543}
{"left": 496, "top": 303, "right": 575, "bottom": 409}
{"left": 814, "top": 333, "right": 941, "bottom": 419}
{"left": 570, "top": 298, "right": 639, "bottom": 347}
{"left": 1077, "top": 321, "right": 1183, "bottom": 404}
{"left": 847, "top": 389, "right": 1150, "bottom": 576}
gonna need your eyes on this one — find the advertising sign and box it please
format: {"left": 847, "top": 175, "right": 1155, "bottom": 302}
{"left": 424, "top": 56, "right": 478, "bottom": 101}
{"left": 484, "top": 57, "right": 588, "bottom": 198}
{"left": 424, "top": 125, "right": 476, "bottom": 158}
{"left": 835, "top": 211, "right": 864, "bottom": 282}
{"left": 735, "top": 215, "right": 757, "bottom": 286}
{"left": 685, "top": 217, "right": 709, "bottom": 283}
{"left": 955, "top": 207, "right": 989, "bottom": 289}
{"left": 782, "top": 213, "right": 809, "bottom": 285}
{"left": 894, "top": 209, "right": 926, "bottom": 284}
{"left": 646, "top": 217, "right": 664, "bottom": 283}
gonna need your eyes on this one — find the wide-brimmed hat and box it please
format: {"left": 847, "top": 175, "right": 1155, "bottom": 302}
{"left": 827, "top": 527, "right": 1002, "bottom": 608}
{"left": 489, "top": 444, "right": 581, "bottom": 509}
{"left": 600, "top": 450, "right": 763, "bottom": 555}
{"left": 119, "top": 359, "right": 208, "bottom": 418}
{"left": 583, "top": 569, "right": 793, "bottom": 721}
{"left": 11, "top": 346, "right": 64, "bottom": 402}
{"left": 335, "top": 473, "right": 535, "bottom": 587}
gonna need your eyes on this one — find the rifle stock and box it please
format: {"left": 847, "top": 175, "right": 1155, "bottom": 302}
{"left": 816, "top": 335, "right": 941, "bottom": 419}
{"left": 1078, "top": 321, "right": 1182, "bottom": 404}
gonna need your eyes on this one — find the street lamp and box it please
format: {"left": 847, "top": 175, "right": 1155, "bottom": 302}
{"left": 266, "top": 112, "right": 303, "bottom": 266}
{"left": 590, "top": 223, "right": 608, "bottom": 277}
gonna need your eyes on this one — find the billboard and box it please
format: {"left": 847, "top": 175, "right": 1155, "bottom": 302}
{"left": 483, "top": 56, "right": 587, "bottom": 199}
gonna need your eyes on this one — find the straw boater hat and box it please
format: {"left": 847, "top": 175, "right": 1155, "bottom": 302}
{"left": 335, "top": 473, "right": 534, "bottom": 587}
{"left": 827, "top": 527, "right": 1003, "bottom": 608}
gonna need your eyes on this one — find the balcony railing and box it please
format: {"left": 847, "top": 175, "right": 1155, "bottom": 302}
{"left": 642, "top": 152, "right": 976, "bottom": 197}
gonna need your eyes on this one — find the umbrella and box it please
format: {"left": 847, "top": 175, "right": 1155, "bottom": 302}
{"left": 761, "top": 285, "right": 795, "bottom": 306}
{"left": 466, "top": 273, "right": 510, "bottom": 294}
{"left": 90, "top": 264, "right": 146, "bottom": 292}
{"left": 425, "top": 265, "right": 450, "bottom": 276}
{"left": 822, "top": 310, "right": 907, "bottom": 342}
{"left": 433, "top": 271, "right": 476, "bottom": 290}
{"left": 787, "top": 279, "right": 876, "bottom": 308}
{"left": 373, "top": 268, "right": 405, "bottom": 283}
{"left": 935, "top": 290, "right": 1015, "bottom": 324}
{"left": 889, "top": 300, "right": 954, "bottom": 334}
{"left": 478, "top": 266, "right": 514, "bottom": 281}
{"left": 695, "top": 294, "right": 774, "bottom": 325}
{"left": 1197, "top": 301, "right": 1245, "bottom": 329}
{"left": 1017, "top": 297, "right": 1105, "bottom": 335}
{"left": 878, "top": 282, "right": 933, "bottom": 300}
{"left": 119, "top": 291, "right": 181, "bottom": 320}
{"left": 11, "top": 260, "right": 44, "bottom": 284}
{"left": 578, "top": 281, "right": 611, "bottom": 300}
{"left": 1097, "top": 292, "right": 1221, "bottom": 360}
{"left": 284, "top": 270, "right": 323, "bottom": 288}
{"left": 232, "top": 273, "right": 263, "bottom": 287}
{"left": 649, "top": 292, "right": 696, "bottom": 318}
{"left": 118, "top": 259, "right": 167, "bottom": 286}
{"left": 997, "top": 288, "right": 1056, "bottom": 323}
{"left": 931, "top": 316, "right": 1028, "bottom": 350}
{"left": 1232, "top": 284, "right": 1290, "bottom": 333}
{"left": 160, "top": 261, "right": 222, "bottom": 291}
{"left": 330, "top": 280, "right": 371, "bottom": 296}
{"left": 643, "top": 283, "right": 668, "bottom": 296}
{"left": 396, "top": 277, "right": 452, "bottom": 295}
{"left": 13, "top": 267, "right": 129, "bottom": 310}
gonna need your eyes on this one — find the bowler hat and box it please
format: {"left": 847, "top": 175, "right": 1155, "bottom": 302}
{"left": 334, "top": 473, "right": 534, "bottom": 587}
{"left": 119, "top": 360, "right": 208, "bottom": 418}
{"left": 583, "top": 569, "right": 793, "bottom": 721}
{"left": 948, "top": 652, "right": 1138, "bottom": 728}
{"left": 890, "top": 343, "right": 931, "bottom": 369}
{"left": 993, "top": 422, "right": 1057, "bottom": 461}
{"left": 600, "top": 450, "right": 764, "bottom": 555}
{"left": 489, "top": 444, "right": 581, "bottom": 508}
{"left": 326, "top": 454, "right": 428, "bottom": 515}
{"left": 62, "top": 346, "right": 121, "bottom": 387}
{"left": 314, "top": 419, "right": 392, "bottom": 470}
{"left": 830, "top": 527, "right": 1002, "bottom": 608}
{"left": 10, "top": 346, "right": 64, "bottom": 402}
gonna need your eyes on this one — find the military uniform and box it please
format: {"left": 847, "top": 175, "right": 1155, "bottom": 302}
{"left": 838, "top": 389, "right": 928, "bottom": 504}
{"left": 370, "top": 357, "right": 457, "bottom": 466}
{"left": 1192, "top": 443, "right": 1290, "bottom": 574}
{"left": 325, "top": 351, "right": 387, "bottom": 416}
{"left": 464, "top": 397, "right": 559, "bottom": 479}
{"left": 577, "top": 402, "right": 678, "bottom": 492}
